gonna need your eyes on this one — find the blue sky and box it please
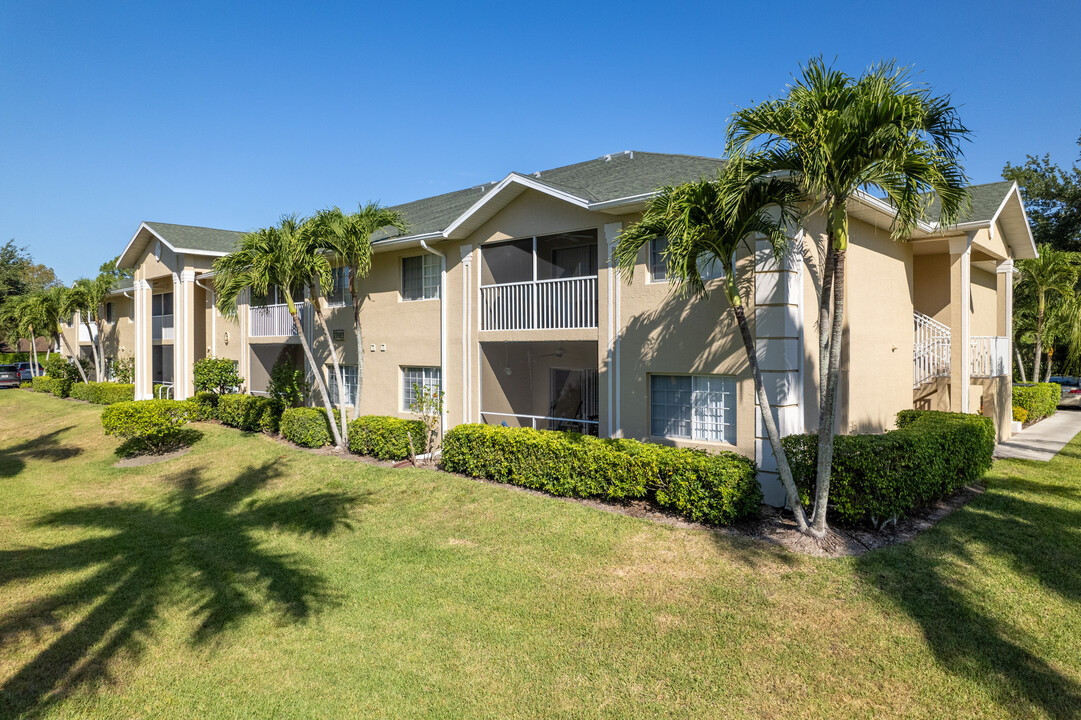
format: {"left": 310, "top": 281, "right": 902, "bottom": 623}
{"left": 2, "top": 0, "right": 1078, "bottom": 283}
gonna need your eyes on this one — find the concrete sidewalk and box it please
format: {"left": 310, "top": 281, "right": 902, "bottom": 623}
{"left": 994, "top": 408, "right": 1081, "bottom": 461}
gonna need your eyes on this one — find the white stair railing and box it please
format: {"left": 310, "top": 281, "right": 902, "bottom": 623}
{"left": 971, "top": 336, "right": 1009, "bottom": 377}
{"left": 914, "top": 311, "right": 951, "bottom": 388}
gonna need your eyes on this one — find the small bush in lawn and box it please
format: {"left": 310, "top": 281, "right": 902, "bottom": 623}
{"left": 31, "top": 376, "right": 54, "bottom": 393}
{"left": 19, "top": 381, "right": 31, "bottom": 389}
{"left": 101, "top": 399, "right": 193, "bottom": 454}
{"left": 782, "top": 410, "right": 995, "bottom": 527}
{"left": 1012, "top": 383, "right": 1060, "bottom": 423}
{"left": 1013, "top": 405, "right": 1029, "bottom": 423}
{"left": 442, "top": 425, "right": 761, "bottom": 525}
{"left": 347, "top": 416, "right": 426, "bottom": 460}
{"left": 281, "top": 407, "right": 333, "bottom": 448}
{"left": 193, "top": 357, "right": 244, "bottom": 395}
{"left": 217, "top": 394, "right": 282, "bottom": 433}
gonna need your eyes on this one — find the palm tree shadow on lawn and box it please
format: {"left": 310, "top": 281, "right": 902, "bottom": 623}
{"left": 0, "top": 460, "right": 366, "bottom": 718}
{"left": 852, "top": 478, "right": 1081, "bottom": 719}
{"left": 0, "top": 426, "right": 83, "bottom": 479}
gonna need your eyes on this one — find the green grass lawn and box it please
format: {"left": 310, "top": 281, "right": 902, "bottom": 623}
{"left": 1, "top": 390, "right": 1080, "bottom": 719}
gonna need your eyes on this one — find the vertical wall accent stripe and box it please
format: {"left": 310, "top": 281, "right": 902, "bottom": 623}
{"left": 603, "top": 222, "right": 622, "bottom": 438}
{"left": 753, "top": 233, "right": 804, "bottom": 507}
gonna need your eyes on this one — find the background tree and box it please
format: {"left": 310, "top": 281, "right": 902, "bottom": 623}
{"left": 615, "top": 164, "right": 808, "bottom": 530}
{"left": 214, "top": 216, "right": 345, "bottom": 449}
{"left": 1014, "top": 246, "right": 1081, "bottom": 380}
{"left": 66, "top": 276, "right": 111, "bottom": 380}
{"left": 313, "top": 204, "right": 408, "bottom": 416}
{"left": 1003, "top": 133, "right": 1081, "bottom": 252}
{"left": 726, "top": 58, "right": 970, "bottom": 537}
{"left": 50, "top": 285, "right": 88, "bottom": 383}
{"left": 0, "top": 241, "right": 60, "bottom": 344}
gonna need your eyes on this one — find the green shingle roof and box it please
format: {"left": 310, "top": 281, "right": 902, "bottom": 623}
{"left": 144, "top": 221, "right": 248, "bottom": 254}
{"left": 922, "top": 180, "right": 1014, "bottom": 225}
{"left": 373, "top": 151, "right": 727, "bottom": 241}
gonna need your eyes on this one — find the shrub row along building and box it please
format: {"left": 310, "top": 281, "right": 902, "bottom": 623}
{"left": 60, "top": 151, "right": 1035, "bottom": 504}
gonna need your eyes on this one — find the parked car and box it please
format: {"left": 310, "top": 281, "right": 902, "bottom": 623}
{"left": 1061, "top": 384, "right": 1081, "bottom": 409}
{"left": 0, "top": 365, "right": 21, "bottom": 389}
{"left": 13, "top": 362, "right": 44, "bottom": 381}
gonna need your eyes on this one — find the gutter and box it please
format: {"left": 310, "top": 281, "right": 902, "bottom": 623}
{"left": 419, "top": 239, "right": 448, "bottom": 434}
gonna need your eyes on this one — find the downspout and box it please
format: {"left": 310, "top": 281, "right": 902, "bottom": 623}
{"left": 419, "top": 239, "right": 448, "bottom": 433}
{"left": 194, "top": 277, "right": 216, "bottom": 356}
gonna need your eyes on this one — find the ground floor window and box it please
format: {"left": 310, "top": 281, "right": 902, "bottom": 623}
{"left": 327, "top": 365, "right": 358, "bottom": 406}
{"left": 650, "top": 374, "right": 736, "bottom": 444}
{"left": 402, "top": 366, "right": 440, "bottom": 410}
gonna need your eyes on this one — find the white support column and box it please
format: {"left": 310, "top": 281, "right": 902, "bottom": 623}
{"left": 753, "top": 233, "right": 804, "bottom": 507}
{"left": 134, "top": 279, "right": 153, "bottom": 400}
{"left": 460, "top": 246, "right": 474, "bottom": 425}
{"left": 178, "top": 269, "right": 196, "bottom": 399}
{"left": 949, "top": 235, "right": 973, "bottom": 413}
{"left": 603, "top": 222, "right": 623, "bottom": 438}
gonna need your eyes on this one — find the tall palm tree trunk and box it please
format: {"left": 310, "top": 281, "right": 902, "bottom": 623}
{"left": 732, "top": 302, "right": 809, "bottom": 532}
{"left": 291, "top": 309, "right": 345, "bottom": 449}
{"left": 96, "top": 320, "right": 107, "bottom": 380}
{"left": 351, "top": 291, "right": 365, "bottom": 417}
{"left": 58, "top": 328, "right": 88, "bottom": 383}
{"left": 29, "top": 325, "right": 39, "bottom": 376}
{"left": 818, "top": 244, "right": 836, "bottom": 408}
{"left": 310, "top": 297, "right": 348, "bottom": 446}
{"left": 82, "top": 319, "right": 101, "bottom": 381}
{"left": 812, "top": 250, "right": 846, "bottom": 536}
{"left": 1034, "top": 294, "right": 1045, "bottom": 382}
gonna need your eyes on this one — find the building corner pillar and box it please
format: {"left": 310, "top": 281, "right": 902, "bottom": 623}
{"left": 133, "top": 279, "right": 153, "bottom": 400}
{"left": 949, "top": 235, "right": 973, "bottom": 413}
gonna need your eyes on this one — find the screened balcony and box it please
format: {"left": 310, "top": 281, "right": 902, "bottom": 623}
{"left": 480, "top": 230, "right": 598, "bottom": 332}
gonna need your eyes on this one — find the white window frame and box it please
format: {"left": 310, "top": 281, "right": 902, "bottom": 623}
{"left": 650, "top": 373, "right": 736, "bottom": 444}
{"left": 402, "top": 366, "right": 441, "bottom": 411}
{"left": 328, "top": 364, "right": 358, "bottom": 407}
{"left": 326, "top": 266, "right": 350, "bottom": 308}
{"left": 402, "top": 254, "right": 441, "bottom": 301}
{"left": 648, "top": 237, "right": 725, "bottom": 284}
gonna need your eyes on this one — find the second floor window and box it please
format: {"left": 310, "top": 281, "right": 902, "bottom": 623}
{"left": 152, "top": 292, "right": 173, "bottom": 317}
{"left": 105, "top": 302, "right": 114, "bottom": 322}
{"left": 402, "top": 255, "right": 440, "bottom": 301}
{"left": 649, "top": 237, "right": 724, "bottom": 283}
{"left": 327, "top": 266, "right": 349, "bottom": 307}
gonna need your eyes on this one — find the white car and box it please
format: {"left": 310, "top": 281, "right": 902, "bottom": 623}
{"left": 1050, "top": 376, "right": 1081, "bottom": 409}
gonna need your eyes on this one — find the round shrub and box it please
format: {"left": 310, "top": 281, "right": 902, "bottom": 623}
{"left": 101, "top": 399, "right": 192, "bottom": 453}
{"left": 347, "top": 416, "right": 426, "bottom": 460}
{"left": 281, "top": 407, "right": 333, "bottom": 448}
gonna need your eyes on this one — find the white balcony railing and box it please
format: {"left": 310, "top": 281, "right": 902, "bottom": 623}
{"left": 914, "top": 311, "right": 951, "bottom": 388}
{"left": 250, "top": 303, "right": 307, "bottom": 338}
{"left": 152, "top": 314, "right": 174, "bottom": 341}
{"left": 480, "top": 276, "right": 597, "bottom": 331}
{"left": 971, "top": 336, "right": 1009, "bottom": 377}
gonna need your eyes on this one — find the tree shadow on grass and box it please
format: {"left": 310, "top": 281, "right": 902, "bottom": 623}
{"left": 0, "top": 460, "right": 366, "bottom": 717}
{"left": 853, "top": 474, "right": 1081, "bottom": 718}
{"left": 0, "top": 427, "right": 83, "bottom": 479}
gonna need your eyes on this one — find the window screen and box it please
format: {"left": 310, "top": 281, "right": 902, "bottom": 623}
{"left": 402, "top": 366, "right": 441, "bottom": 410}
{"left": 650, "top": 374, "right": 736, "bottom": 444}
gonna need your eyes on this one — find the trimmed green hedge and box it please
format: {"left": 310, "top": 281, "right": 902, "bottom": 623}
{"left": 31, "top": 375, "right": 72, "bottom": 398}
{"left": 0, "top": 352, "right": 30, "bottom": 363}
{"left": 1013, "top": 383, "right": 1060, "bottom": 423}
{"left": 782, "top": 410, "right": 995, "bottom": 527}
{"left": 281, "top": 407, "right": 334, "bottom": 448}
{"left": 441, "top": 424, "right": 761, "bottom": 525}
{"left": 217, "top": 394, "right": 282, "bottom": 433}
{"left": 101, "top": 399, "right": 192, "bottom": 453}
{"left": 69, "top": 382, "right": 135, "bottom": 405}
{"left": 347, "top": 416, "right": 426, "bottom": 460}
{"left": 187, "top": 391, "right": 220, "bottom": 421}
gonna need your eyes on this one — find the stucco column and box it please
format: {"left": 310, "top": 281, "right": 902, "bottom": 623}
{"left": 459, "top": 245, "right": 473, "bottom": 425}
{"left": 134, "top": 279, "right": 153, "bottom": 400}
{"left": 176, "top": 270, "right": 196, "bottom": 399}
{"left": 603, "top": 222, "right": 623, "bottom": 438}
{"left": 948, "top": 236, "right": 973, "bottom": 413}
{"left": 996, "top": 259, "right": 1014, "bottom": 342}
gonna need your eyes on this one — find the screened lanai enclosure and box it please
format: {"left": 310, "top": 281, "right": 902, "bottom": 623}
{"left": 480, "top": 341, "right": 599, "bottom": 435}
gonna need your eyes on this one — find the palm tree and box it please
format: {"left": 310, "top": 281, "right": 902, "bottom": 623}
{"left": 726, "top": 58, "right": 970, "bottom": 536}
{"left": 312, "top": 204, "right": 408, "bottom": 416}
{"left": 1015, "top": 246, "right": 1080, "bottom": 381}
{"left": 51, "top": 286, "right": 89, "bottom": 382}
{"left": 66, "top": 276, "right": 111, "bottom": 380}
{"left": 615, "top": 162, "right": 811, "bottom": 531}
{"left": 214, "top": 216, "right": 345, "bottom": 449}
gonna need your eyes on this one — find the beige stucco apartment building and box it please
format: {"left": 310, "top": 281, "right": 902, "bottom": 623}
{"left": 63, "top": 152, "right": 1036, "bottom": 504}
